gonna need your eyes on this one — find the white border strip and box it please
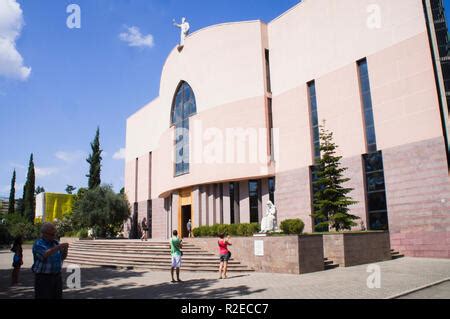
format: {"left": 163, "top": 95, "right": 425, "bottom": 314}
{"left": 385, "top": 277, "right": 450, "bottom": 299}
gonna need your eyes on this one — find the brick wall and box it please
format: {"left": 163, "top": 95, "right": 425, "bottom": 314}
{"left": 189, "top": 235, "right": 324, "bottom": 274}
{"left": 152, "top": 198, "right": 167, "bottom": 240}
{"left": 323, "top": 232, "right": 391, "bottom": 267}
{"left": 383, "top": 137, "right": 450, "bottom": 258}
{"left": 275, "top": 168, "right": 313, "bottom": 232}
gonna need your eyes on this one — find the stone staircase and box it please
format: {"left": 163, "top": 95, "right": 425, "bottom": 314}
{"left": 391, "top": 249, "right": 405, "bottom": 260}
{"left": 324, "top": 258, "right": 339, "bottom": 270}
{"left": 65, "top": 239, "right": 254, "bottom": 272}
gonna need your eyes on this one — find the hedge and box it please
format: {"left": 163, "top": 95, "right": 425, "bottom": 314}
{"left": 280, "top": 219, "right": 305, "bottom": 235}
{"left": 193, "top": 223, "right": 260, "bottom": 237}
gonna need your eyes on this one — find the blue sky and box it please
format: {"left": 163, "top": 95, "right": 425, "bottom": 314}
{"left": 0, "top": 0, "right": 300, "bottom": 196}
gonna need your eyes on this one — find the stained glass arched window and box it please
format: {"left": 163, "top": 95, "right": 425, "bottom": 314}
{"left": 172, "top": 82, "right": 196, "bottom": 176}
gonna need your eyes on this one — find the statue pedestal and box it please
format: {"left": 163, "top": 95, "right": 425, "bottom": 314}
{"left": 253, "top": 233, "right": 267, "bottom": 237}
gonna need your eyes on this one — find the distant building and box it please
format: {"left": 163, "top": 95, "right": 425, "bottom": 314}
{"left": 0, "top": 197, "right": 9, "bottom": 215}
{"left": 36, "top": 193, "right": 75, "bottom": 222}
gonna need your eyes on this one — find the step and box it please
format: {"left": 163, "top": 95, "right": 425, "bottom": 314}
{"left": 324, "top": 260, "right": 334, "bottom": 266}
{"left": 67, "top": 252, "right": 241, "bottom": 264}
{"left": 65, "top": 258, "right": 253, "bottom": 272}
{"left": 66, "top": 257, "right": 244, "bottom": 268}
{"left": 65, "top": 240, "right": 254, "bottom": 272}
{"left": 324, "top": 264, "right": 339, "bottom": 270}
{"left": 69, "top": 249, "right": 214, "bottom": 257}
{"left": 68, "top": 250, "right": 221, "bottom": 260}
{"left": 390, "top": 249, "right": 405, "bottom": 259}
{"left": 70, "top": 248, "right": 205, "bottom": 253}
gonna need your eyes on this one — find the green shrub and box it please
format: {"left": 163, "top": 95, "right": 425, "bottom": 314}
{"left": 227, "top": 224, "right": 239, "bottom": 236}
{"left": 217, "top": 224, "right": 228, "bottom": 236}
{"left": 54, "top": 214, "right": 75, "bottom": 238}
{"left": 208, "top": 224, "right": 220, "bottom": 237}
{"left": 6, "top": 214, "right": 40, "bottom": 241}
{"left": 247, "top": 223, "right": 260, "bottom": 236}
{"left": 0, "top": 222, "right": 12, "bottom": 245}
{"left": 280, "top": 219, "right": 305, "bottom": 235}
{"left": 78, "top": 228, "right": 89, "bottom": 239}
{"left": 191, "top": 223, "right": 260, "bottom": 237}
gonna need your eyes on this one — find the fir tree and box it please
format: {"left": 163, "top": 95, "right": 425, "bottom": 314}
{"left": 35, "top": 186, "right": 45, "bottom": 195}
{"left": 311, "top": 122, "right": 359, "bottom": 231}
{"left": 22, "top": 154, "right": 36, "bottom": 222}
{"left": 86, "top": 127, "right": 102, "bottom": 189}
{"left": 8, "top": 170, "right": 16, "bottom": 214}
{"left": 65, "top": 185, "right": 77, "bottom": 194}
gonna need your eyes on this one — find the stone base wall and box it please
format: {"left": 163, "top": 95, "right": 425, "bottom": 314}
{"left": 275, "top": 168, "right": 313, "bottom": 232}
{"left": 189, "top": 235, "right": 324, "bottom": 274}
{"left": 383, "top": 137, "right": 450, "bottom": 258}
{"left": 323, "top": 232, "right": 391, "bottom": 267}
{"left": 152, "top": 198, "right": 167, "bottom": 240}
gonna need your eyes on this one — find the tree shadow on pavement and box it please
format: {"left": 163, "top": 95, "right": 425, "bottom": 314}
{"left": 0, "top": 267, "right": 265, "bottom": 299}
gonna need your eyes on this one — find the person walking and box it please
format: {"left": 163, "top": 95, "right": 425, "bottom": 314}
{"left": 141, "top": 217, "right": 148, "bottom": 241}
{"left": 11, "top": 236, "right": 23, "bottom": 285}
{"left": 218, "top": 233, "right": 232, "bottom": 279}
{"left": 170, "top": 230, "right": 183, "bottom": 283}
{"left": 32, "top": 222, "right": 69, "bottom": 299}
{"left": 186, "top": 219, "right": 192, "bottom": 238}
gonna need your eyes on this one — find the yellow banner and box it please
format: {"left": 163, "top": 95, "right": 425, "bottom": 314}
{"left": 44, "top": 193, "right": 75, "bottom": 222}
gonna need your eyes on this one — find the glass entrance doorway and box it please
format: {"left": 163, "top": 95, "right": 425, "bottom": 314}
{"left": 181, "top": 205, "right": 192, "bottom": 238}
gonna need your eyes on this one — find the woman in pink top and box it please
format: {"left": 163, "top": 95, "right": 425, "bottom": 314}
{"left": 218, "top": 233, "right": 232, "bottom": 279}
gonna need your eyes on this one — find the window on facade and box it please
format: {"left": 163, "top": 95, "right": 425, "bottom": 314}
{"left": 267, "top": 98, "right": 274, "bottom": 160}
{"left": 265, "top": 49, "right": 272, "bottom": 93}
{"left": 268, "top": 177, "right": 275, "bottom": 204}
{"left": 308, "top": 81, "right": 327, "bottom": 232}
{"left": 310, "top": 166, "right": 329, "bottom": 232}
{"left": 357, "top": 59, "right": 378, "bottom": 153}
{"left": 171, "top": 82, "right": 197, "bottom": 176}
{"left": 249, "top": 180, "right": 261, "bottom": 223}
{"left": 358, "top": 59, "right": 389, "bottom": 230}
{"left": 308, "top": 81, "right": 320, "bottom": 162}
{"left": 229, "top": 182, "right": 240, "bottom": 224}
{"left": 363, "top": 151, "right": 389, "bottom": 230}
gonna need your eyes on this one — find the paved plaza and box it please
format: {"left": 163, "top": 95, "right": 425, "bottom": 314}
{"left": 0, "top": 248, "right": 449, "bottom": 299}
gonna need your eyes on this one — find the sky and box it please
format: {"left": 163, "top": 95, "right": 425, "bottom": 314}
{"left": 0, "top": 0, "right": 301, "bottom": 197}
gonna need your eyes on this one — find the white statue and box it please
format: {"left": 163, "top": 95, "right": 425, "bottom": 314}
{"left": 173, "top": 17, "right": 190, "bottom": 48}
{"left": 260, "top": 201, "right": 277, "bottom": 233}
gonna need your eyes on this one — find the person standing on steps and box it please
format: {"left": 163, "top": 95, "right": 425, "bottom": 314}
{"left": 170, "top": 230, "right": 183, "bottom": 283}
{"left": 218, "top": 233, "right": 232, "bottom": 279}
{"left": 186, "top": 219, "right": 192, "bottom": 238}
{"left": 141, "top": 217, "right": 148, "bottom": 241}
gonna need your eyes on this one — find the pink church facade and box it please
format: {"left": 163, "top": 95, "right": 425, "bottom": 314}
{"left": 125, "top": 0, "right": 450, "bottom": 258}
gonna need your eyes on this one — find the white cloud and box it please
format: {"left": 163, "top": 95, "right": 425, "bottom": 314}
{"left": 55, "top": 150, "right": 85, "bottom": 163}
{"left": 113, "top": 148, "right": 126, "bottom": 160}
{"left": 119, "top": 26, "right": 154, "bottom": 48}
{"left": 0, "top": 0, "right": 31, "bottom": 80}
{"left": 35, "top": 166, "right": 58, "bottom": 178}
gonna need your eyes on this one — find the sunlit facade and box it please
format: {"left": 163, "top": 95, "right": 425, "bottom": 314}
{"left": 125, "top": 0, "right": 450, "bottom": 258}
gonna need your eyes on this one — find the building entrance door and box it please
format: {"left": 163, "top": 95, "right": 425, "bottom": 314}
{"left": 178, "top": 188, "right": 193, "bottom": 238}
{"left": 181, "top": 205, "right": 192, "bottom": 238}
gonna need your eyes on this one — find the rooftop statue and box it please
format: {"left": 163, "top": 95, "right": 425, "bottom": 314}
{"left": 173, "top": 17, "right": 190, "bottom": 48}
{"left": 260, "top": 200, "right": 277, "bottom": 233}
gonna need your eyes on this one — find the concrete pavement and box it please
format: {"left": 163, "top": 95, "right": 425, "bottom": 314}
{"left": 1, "top": 249, "right": 449, "bottom": 299}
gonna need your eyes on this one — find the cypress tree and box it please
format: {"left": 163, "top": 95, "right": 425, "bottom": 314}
{"left": 8, "top": 170, "right": 16, "bottom": 214}
{"left": 23, "top": 154, "right": 36, "bottom": 222}
{"left": 86, "top": 127, "right": 102, "bottom": 189}
{"left": 311, "top": 122, "right": 359, "bottom": 231}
